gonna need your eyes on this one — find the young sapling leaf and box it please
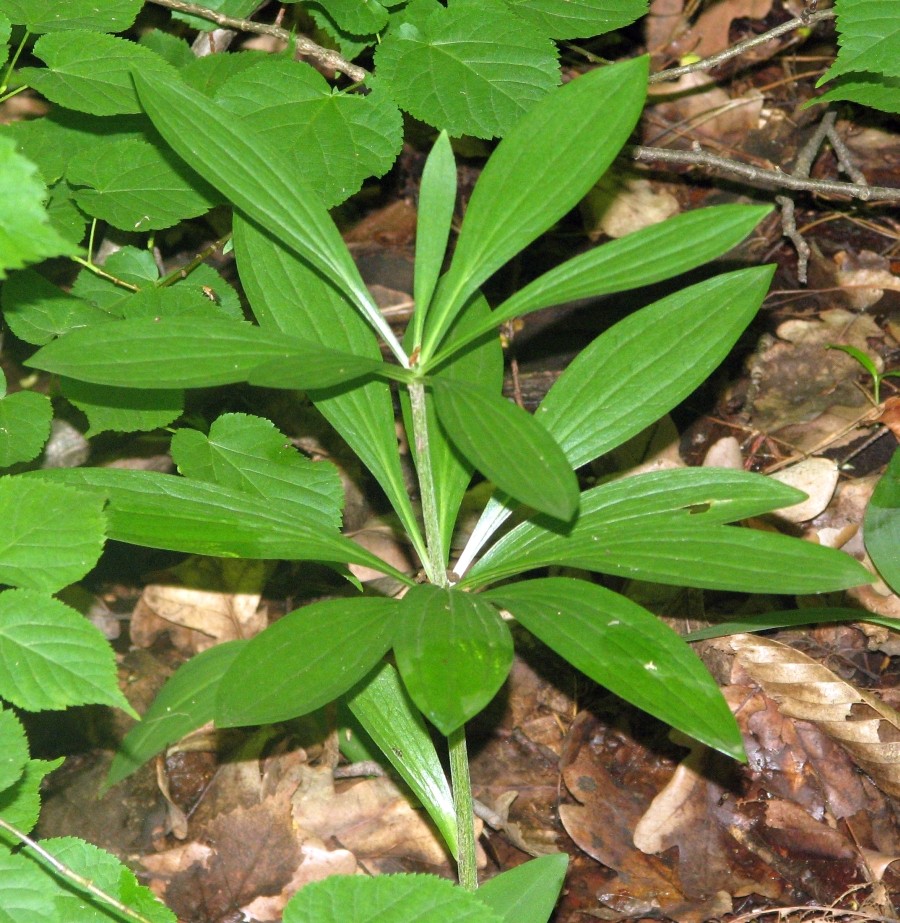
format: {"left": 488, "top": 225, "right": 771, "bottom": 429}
{"left": 130, "top": 69, "right": 408, "bottom": 365}
{"left": 418, "top": 56, "right": 648, "bottom": 365}
{"left": 432, "top": 377, "right": 579, "bottom": 522}
{"left": 411, "top": 130, "right": 457, "bottom": 348}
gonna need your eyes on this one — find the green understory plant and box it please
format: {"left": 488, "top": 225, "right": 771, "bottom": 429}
{"left": 0, "top": 45, "right": 879, "bottom": 919}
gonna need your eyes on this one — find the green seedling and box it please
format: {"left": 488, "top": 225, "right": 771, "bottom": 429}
{"left": 827, "top": 343, "right": 900, "bottom": 405}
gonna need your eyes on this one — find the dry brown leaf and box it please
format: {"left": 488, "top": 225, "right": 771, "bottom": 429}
{"left": 291, "top": 764, "right": 453, "bottom": 867}
{"left": 769, "top": 457, "right": 839, "bottom": 524}
{"left": 729, "top": 634, "right": 900, "bottom": 798}
{"left": 132, "top": 558, "right": 268, "bottom": 653}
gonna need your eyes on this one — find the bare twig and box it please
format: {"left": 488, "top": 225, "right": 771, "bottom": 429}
{"left": 776, "top": 194, "right": 812, "bottom": 281}
{"left": 0, "top": 818, "right": 156, "bottom": 923}
{"left": 630, "top": 145, "right": 900, "bottom": 202}
{"left": 147, "top": 0, "right": 368, "bottom": 82}
{"left": 648, "top": 9, "right": 836, "bottom": 84}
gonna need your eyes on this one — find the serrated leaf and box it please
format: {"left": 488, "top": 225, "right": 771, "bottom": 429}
{"left": 0, "top": 387, "right": 52, "bottom": 467}
{"left": 346, "top": 662, "right": 458, "bottom": 858}
{"left": 432, "top": 377, "right": 578, "bottom": 521}
{"left": 0, "top": 269, "right": 114, "bottom": 345}
{"left": 393, "top": 584, "right": 513, "bottom": 734}
{"left": 820, "top": 0, "right": 900, "bottom": 82}
{"left": 433, "top": 205, "right": 773, "bottom": 365}
{"left": 864, "top": 447, "right": 900, "bottom": 593}
{"left": 26, "top": 467, "right": 412, "bottom": 581}
{"left": 2, "top": 0, "right": 143, "bottom": 32}
{"left": 375, "top": 0, "right": 559, "bottom": 139}
{"left": 42, "top": 837, "right": 175, "bottom": 923}
{"left": 45, "top": 178, "right": 89, "bottom": 244}
{"left": 312, "top": 0, "right": 389, "bottom": 34}
{"left": 108, "top": 640, "right": 245, "bottom": 786}
{"left": 22, "top": 32, "right": 178, "bottom": 115}
{"left": 181, "top": 49, "right": 266, "bottom": 95}
{"left": 216, "top": 597, "right": 397, "bottom": 726}
{"left": 306, "top": 3, "right": 375, "bottom": 59}
{"left": 171, "top": 413, "right": 344, "bottom": 531}
{"left": 214, "top": 56, "right": 402, "bottom": 207}
{"left": 485, "top": 578, "right": 745, "bottom": 759}
{"left": 476, "top": 853, "right": 569, "bottom": 923}
{"left": 535, "top": 266, "right": 774, "bottom": 469}
{"left": 0, "top": 136, "right": 78, "bottom": 278}
{"left": 29, "top": 316, "right": 386, "bottom": 389}
{"left": 170, "top": 263, "right": 243, "bottom": 319}
{"left": 0, "top": 477, "right": 105, "bottom": 592}
{"left": 283, "top": 872, "right": 503, "bottom": 923}
{"left": 1, "top": 109, "right": 147, "bottom": 186}
{"left": 420, "top": 56, "right": 647, "bottom": 362}
{"left": 59, "top": 377, "right": 183, "bottom": 437}
{"left": 0, "top": 758, "right": 60, "bottom": 838}
{"left": 131, "top": 68, "right": 405, "bottom": 359}
{"left": 0, "top": 708, "right": 27, "bottom": 793}
{"left": 0, "top": 850, "right": 55, "bottom": 922}
{"left": 0, "top": 588, "right": 135, "bottom": 713}
{"left": 68, "top": 137, "right": 217, "bottom": 231}
{"left": 504, "top": 0, "right": 647, "bottom": 38}
{"left": 232, "top": 214, "right": 425, "bottom": 560}
{"left": 139, "top": 29, "right": 196, "bottom": 69}
{"left": 814, "top": 72, "right": 900, "bottom": 114}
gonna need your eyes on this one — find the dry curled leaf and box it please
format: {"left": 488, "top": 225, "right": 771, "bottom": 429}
{"left": 729, "top": 634, "right": 900, "bottom": 798}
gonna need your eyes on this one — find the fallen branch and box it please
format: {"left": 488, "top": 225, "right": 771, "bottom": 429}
{"left": 147, "top": 0, "right": 367, "bottom": 82}
{"left": 648, "top": 8, "right": 836, "bottom": 84}
{"left": 630, "top": 144, "right": 900, "bottom": 203}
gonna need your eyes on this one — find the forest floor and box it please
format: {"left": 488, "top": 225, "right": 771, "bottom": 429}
{"left": 19, "top": 1, "right": 900, "bottom": 920}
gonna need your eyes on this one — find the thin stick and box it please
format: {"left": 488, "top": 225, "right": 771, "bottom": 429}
{"left": 629, "top": 145, "right": 900, "bottom": 202}
{"left": 147, "top": 0, "right": 367, "bottom": 82}
{"left": 0, "top": 817, "right": 156, "bottom": 923}
{"left": 648, "top": 9, "right": 836, "bottom": 84}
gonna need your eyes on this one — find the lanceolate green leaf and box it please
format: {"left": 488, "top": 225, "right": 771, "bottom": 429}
{"left": 215, "top": 597, "right": 398, "bottom": 726}
{"left": 469, "top": 521, "right": 873, "bottom": 594}
{"left": 536, "top": 266, "right": 775, "bottom": 469}
{"left": 411, "top": 131, "right": 457, "bottom": 345}
{"left": 27, "top": 468, "right": 413, "bottom": 583}
{"left": 864, "top": 447, "right": 900, "bottom": 593}
{"left": 684, "top": 608, "right": 891, "bottom": 641}
{"left": 131, "top": 69, "right": 407, "bottom": 363}
{"left": 393, "top": 584, "right": 513, "bottom": 735}
{"left": 346, "top": 662, "right": 458, "bottom": 859}
{"left": 29, "top": 316, "right": 387, "bottom": 389}
{"left": 233, "top": 214, "right": 425, "bottom": 561}
{"left": 462, "top": 466, "right": 810, "bottom": 589}
{"left": 431, "top": 377, "right": 579, "bottom": 522}
{"left": 419, "top": 56, "right": 647, "bottom": 364}
{"left": 432, "top": 204, "right": 772, "bottom": 365}
{"left": 107, "top": 640, "right": 246, "bottom": 787}
{"left": 476, "top": 853, "right": 569, "bottom": 923}
{"left": 484, "top": 578, "right": 745, "bottom": 759}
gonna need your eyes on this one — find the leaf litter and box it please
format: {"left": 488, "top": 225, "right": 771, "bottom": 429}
{"left": 29, "top": 0, "right": 900, "bottom": 918}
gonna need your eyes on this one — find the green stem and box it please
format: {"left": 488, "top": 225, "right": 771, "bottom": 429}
{"left": 407, "top": 378, "right": 447, "bottom": 587}
{"left": 449, "top": 724, "right": 478, "bottom": 890}
{"left": 0, "top": 30, "right": 30, "bottom": 97}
